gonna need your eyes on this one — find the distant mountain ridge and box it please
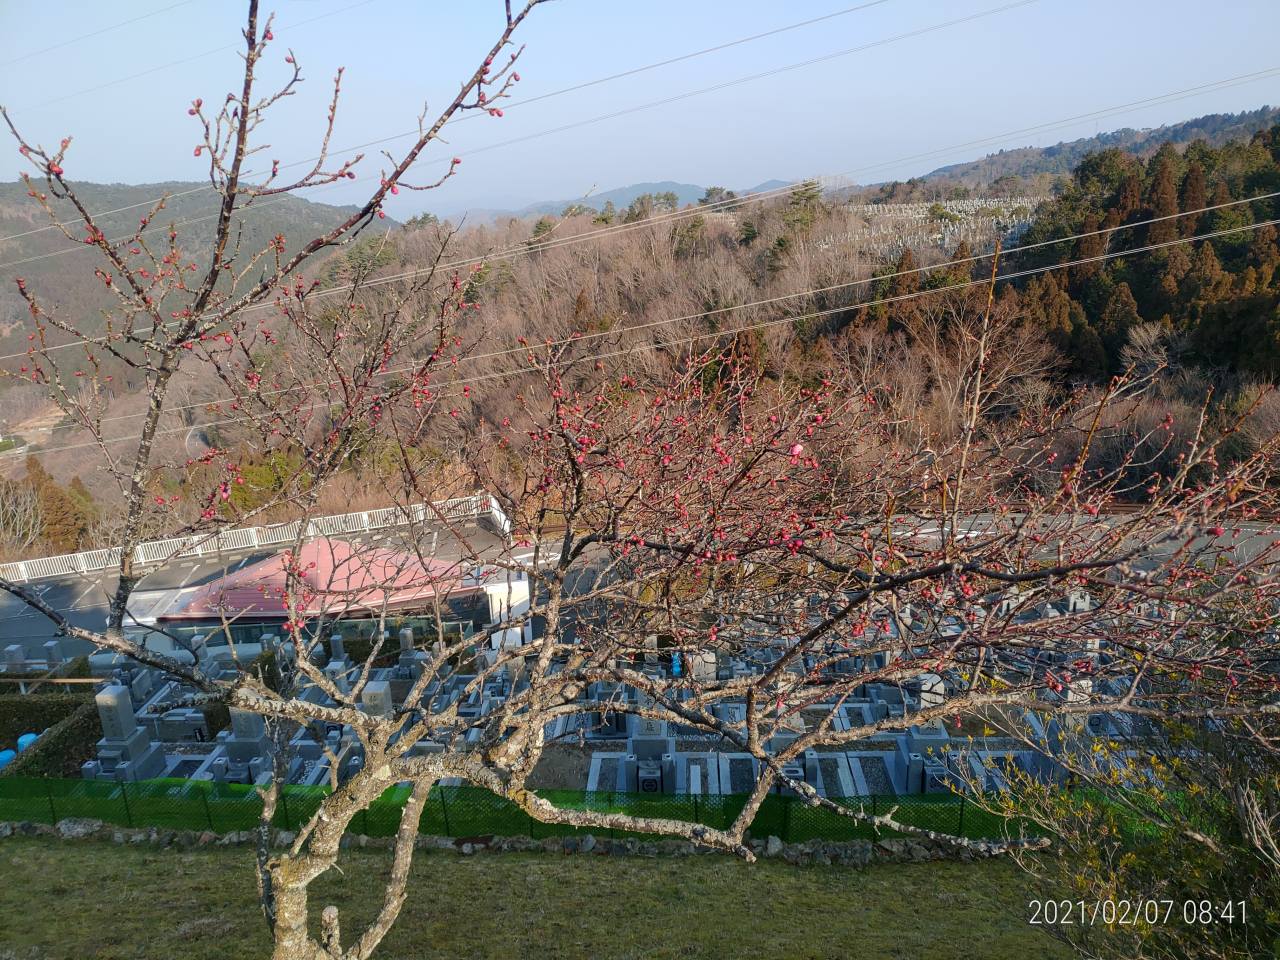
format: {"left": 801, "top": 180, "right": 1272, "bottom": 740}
{"left": 446, "top": 107, "right": 1280, "bottom": 221}
{"left": 514, "top": 181, "right": 707, "bottom": 217}
{"left": 919, "top": 105, "right": 1280, "bottom": 186}
{"left": 451, "top": 179, "right": 799, "bottom": 224}
{"left": 0, "top": 181, "right": 383, "bottom": 351}
{"left": 4, "top": 105, "right": 1276, "bottom": 351}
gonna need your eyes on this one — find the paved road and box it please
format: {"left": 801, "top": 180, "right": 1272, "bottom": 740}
{"left": 3, "top": 512, "right": 1275, "bottom": 661}
{"left": 0, "top": 524, "right": 507, "bottom": 659}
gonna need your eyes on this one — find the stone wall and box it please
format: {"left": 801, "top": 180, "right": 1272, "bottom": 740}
{"left": 0, "top": 817, "right": 996, "bottom": 866}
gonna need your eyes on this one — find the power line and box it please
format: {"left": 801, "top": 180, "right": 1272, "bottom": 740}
{"left": 467, "top": 196, "right": 1280, "bottom": 363}
{"left": 6, "top": 209, "right": 1274, "bottom": 462}
{"left": 2, "top": 60, "right": 1277, "bottom": 366}
{"left": 7, "top": 0, "right": 384, "bottom": 112}
{"left": 3, "top": 53, "right": 1275, "bottom": 287}
{"left": 0, "top": 0, "right": 1035, "bottom": 259}
{"left": 3, "top": 53, "right": 1276, "bottom": 372}
{"left": 444, "top": 215, "right": 1280, "bottom": 391}
{"left": 264, "top": 61, "right": 1280, "bottom": 313}
{"left": 1, "top": 1, "right": 199, "bottom": 68}
{"left": 0, "top": 0, "right": 897, "bottom": 244}
{"left": 474, "top": 0, "right": 898, "bottom": 107}
{"left": 35, "top": 189, "right": 1279, "bottom": 432}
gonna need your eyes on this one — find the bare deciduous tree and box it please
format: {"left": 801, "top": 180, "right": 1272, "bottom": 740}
{"left": 1, "top": 5, "right": 1279, "bottom": 960}
{"left": 0, "top": 479, "right": 43, "bottom": 554}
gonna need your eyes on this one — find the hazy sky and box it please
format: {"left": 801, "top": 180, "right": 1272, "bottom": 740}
{"left": 1, "top": 0, "right": 1277, "bottom": 218}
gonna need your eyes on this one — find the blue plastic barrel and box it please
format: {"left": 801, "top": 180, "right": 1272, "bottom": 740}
{"left": 0, "top": 749, "right": 16, "bottom": 770}
{"left": 17, "top": 732, "right": 38, "bottom": 752}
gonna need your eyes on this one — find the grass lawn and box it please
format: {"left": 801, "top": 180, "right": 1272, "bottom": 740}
{"left": 0, "top": 837, "right": 1067, "bottom": 960}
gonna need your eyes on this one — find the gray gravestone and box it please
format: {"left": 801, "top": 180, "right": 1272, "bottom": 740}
{"left": 90, "top": 683, "right": 166, "bottom": 781}
{"left": 230, "top": 707, "right": 266, "bottom": 741}
{"left": 97, "top": 684, "right": 138, "bottom": 740}
{"left": 361, "top": 680, "right": 393, "bottom": 718}
{"left": 224, "top": 707, "right": 271, "bottom": 768}
{"left": 324, "top": 661, "right": 351, "bottom": 695}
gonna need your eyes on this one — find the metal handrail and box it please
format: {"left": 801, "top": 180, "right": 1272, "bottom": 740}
{"left": 0, "top": 493, "right": 509, "bottom": 584}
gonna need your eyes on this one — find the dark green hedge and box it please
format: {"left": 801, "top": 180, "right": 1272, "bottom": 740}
{"left": 0, "top": 655, "right": 90, "bottom": 684}
{"left": 2, "top": 699, "right": 101, "bottom": 779}
{"left": 0, "top": 691, "right": 92, "bottom": 750}
{"left": 201, "top": 702, "right": 231, "bottom": 738}
{"left": 0, "top": 777, "right": 1018, "bottom": 843}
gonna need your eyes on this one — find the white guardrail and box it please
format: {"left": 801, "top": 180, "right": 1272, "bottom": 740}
{"left": 0, "top": 494, "right": 510, "bottom": 584}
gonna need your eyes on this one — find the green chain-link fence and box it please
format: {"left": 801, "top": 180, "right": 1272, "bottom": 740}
{"left": 0, "top": 775, "right": 1014, "bottom": 842}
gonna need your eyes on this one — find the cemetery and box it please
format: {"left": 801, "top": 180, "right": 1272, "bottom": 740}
{"left": 804, "top": 195, "right": 1045, "bottom": 260}
{"left": 0, "top": 533, "right": 1132, "bottom": 830}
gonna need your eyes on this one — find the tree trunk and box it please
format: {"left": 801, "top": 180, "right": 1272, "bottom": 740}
{"left": 270, "top": 874, "right": 321, "bottom": 960}
{"left": 266, "top": 771, "right": 388, "bottom": 959}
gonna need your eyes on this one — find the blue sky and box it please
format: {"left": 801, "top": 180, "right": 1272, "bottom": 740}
{"left": 1, "top": 0, "right": 1277, "bottom": 218}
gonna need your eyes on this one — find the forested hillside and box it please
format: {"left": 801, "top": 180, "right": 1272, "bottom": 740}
{"left": 0, "top": 181, "right": 377, "bottom": 352}
{"left": 856, "top": 105, "right": 1280, "bottom": 203}
{"left": 1013, "top": 125, "right": 1280, "bottom": 378}
{"left": 932, "top": 105, "right": 1280, "bottom": 182}
{"left": 5, "top": 120, "right": 1280, "bottom": 558}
